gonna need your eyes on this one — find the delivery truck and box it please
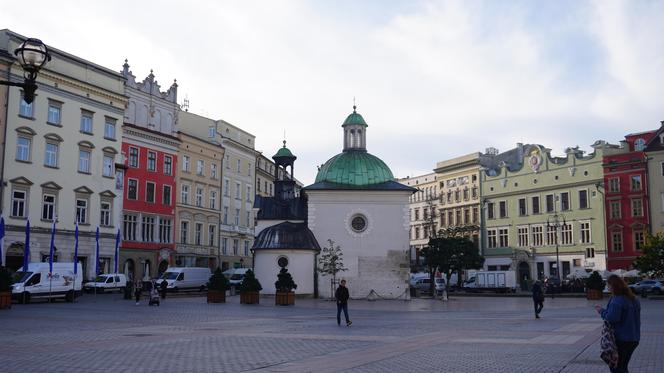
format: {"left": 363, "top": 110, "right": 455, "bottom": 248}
{"left": 12, "top": 262, "right": 83, "bottom": 303}
{"left": 463, "top": 270, "right": 517, "bottom": 293}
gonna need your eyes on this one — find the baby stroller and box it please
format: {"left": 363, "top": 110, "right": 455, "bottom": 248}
{"left": 149, "top": 287, "right": 160, "bottom": 306}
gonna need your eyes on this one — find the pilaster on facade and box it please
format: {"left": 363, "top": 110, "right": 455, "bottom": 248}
{"left": 0, "top": 30, "right": 126, "bottom": 280}
{"left": 481, "top": 142, "right": 613, "bottom": 286}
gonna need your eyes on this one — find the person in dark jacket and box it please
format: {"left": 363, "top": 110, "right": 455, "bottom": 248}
{"left": 160, "top": 280, "right": 168, "bottom": 300}
{"left": 532, "top": 280, "right": 544, "bottom": 319}
{"left": 595, "top": 274, "right": 641, "bottom": 373}
{"left": 335, "top": 279, "right": 352, "bottom": 326}
{"left": 134, "top": 281, "right": 142, "bottom": 306}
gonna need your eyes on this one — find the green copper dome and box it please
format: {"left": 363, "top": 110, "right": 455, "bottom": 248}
{"left": 315, "top": 151, "right": 394, "bottom": 186}
{"left": 342, "top": 106, "right": 368, "bottom": 127}
{"left": 273, "top": 140, "right": 296, "bottom": 159}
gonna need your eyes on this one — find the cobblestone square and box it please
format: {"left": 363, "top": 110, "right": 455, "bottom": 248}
{"left": 0, "top": 294, "right": 662, "bottom": 372}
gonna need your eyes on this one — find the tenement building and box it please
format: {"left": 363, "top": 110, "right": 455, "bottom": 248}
{"left": 119, "top": 62, "right": 180, "bottom": 281}
{"left": 398, "top": 172, "right": 439, "bottom": 267}
{"left": 481, "top": 143, "right": 612, "bottom": 288}
{"left": 645, "top": 122, "right": 664, "bottom": 237}
{"left": 0, "top": 30, "right": 126, "bottom": 280}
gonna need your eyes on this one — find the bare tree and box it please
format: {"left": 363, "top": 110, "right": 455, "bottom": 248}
{"left": 317, "top": 239, "right": 348, "bottom": 299}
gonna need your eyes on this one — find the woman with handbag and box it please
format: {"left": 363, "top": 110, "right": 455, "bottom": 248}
{"left": 532, "top": 280, "right": 544, "bottom": 318}
{"left": 595, "top": 274, "right": 641, "bottom": 373}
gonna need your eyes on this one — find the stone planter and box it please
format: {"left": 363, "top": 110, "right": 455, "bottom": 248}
{"left": 0, "top": 291, "right": 11, "bottom": 310}
{"left": 586, "top": 289, "right": 603, "bottom": 300}
{"left": 207, "top": 289, "right": 226, "bottom": 303}
{"left": 240, "top": 291, "right": 260, "bottom": 304}
{"left": 275, "top": 291, "right": 295, "bottom": 306}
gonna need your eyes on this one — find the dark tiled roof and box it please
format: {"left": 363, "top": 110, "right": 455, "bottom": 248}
{"left": 254, "top": 195, "right": 307, "bottom": 220}
{"left": 252, "top": 222, "right": 320, "bottom": 251}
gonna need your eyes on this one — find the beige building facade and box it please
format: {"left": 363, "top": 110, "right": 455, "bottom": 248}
{"left": 646, "top": 123, "right": 664, "bottom": 236}
{"left": 399, "top": 172, "right": 438, "bottom": 266}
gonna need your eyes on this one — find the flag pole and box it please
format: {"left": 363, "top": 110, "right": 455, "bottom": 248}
{"left": 94, "top": 226, "right": 100, "bottom": 303}
{"left": 48, "top": 219, "right": 56, "bottom": 302}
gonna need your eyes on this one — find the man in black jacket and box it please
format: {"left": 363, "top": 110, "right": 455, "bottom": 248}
{"left": 335, "top": 279, "right": 352, "bottom": 326}
{"left": 532, "top": 280, "right": 544, "bottom": 319}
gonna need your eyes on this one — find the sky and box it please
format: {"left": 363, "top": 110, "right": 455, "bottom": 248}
{"left": 2, "top": 0, "right": 664, "bottom": 185}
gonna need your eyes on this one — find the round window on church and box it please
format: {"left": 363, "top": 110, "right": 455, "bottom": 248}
{"left": 350, "top": 214, "right": 367, "bottom": 233}
{"left": 277, "top": 256, "right": 289, "bottom": 268}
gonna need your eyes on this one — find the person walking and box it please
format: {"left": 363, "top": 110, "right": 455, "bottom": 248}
{"left": 160, "top": 279, "right": 167, "bottom": 300}
{"left": 532, "top": 280, "right": 544, "bottom": 319}
{"left": 595, "top": 274, "right": 641, "bottom": 373}
{"left": 335, "top": 279, "right": 352, "bottom": 326}
{"left": 134, "top": 281, "right": 142, "bottom": 306}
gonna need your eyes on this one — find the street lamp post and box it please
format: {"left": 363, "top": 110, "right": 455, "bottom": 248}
{"left": 1, "top": 38, "right": 51, "bottom": 104}
{"left": 547, "top": 213, "right": 566, "bottom": 283}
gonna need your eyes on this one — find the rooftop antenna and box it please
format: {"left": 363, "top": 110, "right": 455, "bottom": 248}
{"left": 181, "top": 95, "right": 190, "bottom": 112}
{"left": 353, "top": 96, "right": 357, "bottom": 112}
{"left": 283, "top": 129, "right": 287, "bottom": 147}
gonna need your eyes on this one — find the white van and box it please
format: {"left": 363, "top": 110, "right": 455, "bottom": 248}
{"left": 83, "top": 273, "right": 127, "bottom": 293}
{"left": 12, "top": 262, "right": 83, "bottom": 303}
{"left": 159, "top": 267, "right": 211, "bottom": 292}
{"left": 228, "top": 268, "right": 250, "bottom": 286}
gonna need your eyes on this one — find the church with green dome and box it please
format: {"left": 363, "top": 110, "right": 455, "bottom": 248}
{"left": 253, "top": 106, "right": 414, "bottom": 299}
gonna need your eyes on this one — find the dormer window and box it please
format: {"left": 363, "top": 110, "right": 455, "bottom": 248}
{"left": 634, "top": 138, "right": 646, "bottom": 151}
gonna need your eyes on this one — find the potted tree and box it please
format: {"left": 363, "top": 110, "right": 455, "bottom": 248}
{"left": 239, "top": 269, "right": 262, "bottom": 304}
{"left": 275, "top": 267, "right": 297, "bottom": 306}
{"left": 0, "top": 267, "right": 14, "bottom": 310}
{"left": 585, "top": 271, "right": 604, "bottom": 300}
{"left": 207, "top": 268, "right": 230, "bottom": 303}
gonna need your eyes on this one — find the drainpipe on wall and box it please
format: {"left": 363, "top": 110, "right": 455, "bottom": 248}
{"left": 0, "top": 62, "right": 13, "bottom": 213}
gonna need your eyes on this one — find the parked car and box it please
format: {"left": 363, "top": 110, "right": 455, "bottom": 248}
{"left": 83, "top": 273, "right": 127, "bottom": 293}
{"left": 411, "top": 278, "right": 432, "bottom": 295}
{"left": 434, "top": 278, "right": 446, "bottom": 294}
{"left": 629, "top": 280, "right": 664, "bottom": 295}
{"left": 228, "top": 268, "right": 250, "bottom": 287}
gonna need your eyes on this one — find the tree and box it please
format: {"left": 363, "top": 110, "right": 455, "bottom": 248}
{"left": 275, "top": 267, "right": 297, "bottom": 293}
{"left": 318, "top": 239, "right": 348, "bottom": 299}
{"left": 421, "top": 235, "right": 485, "bottom": 297}
{"left": 633, "top": 234, "right": 664, "bottom": 278}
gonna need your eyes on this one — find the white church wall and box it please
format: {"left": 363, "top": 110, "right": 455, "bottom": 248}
{"left": 253, "top": 249, "right": 316, "bottom": 295}
{"left": 307, "top": 190, "right": 411, "bottom": 299}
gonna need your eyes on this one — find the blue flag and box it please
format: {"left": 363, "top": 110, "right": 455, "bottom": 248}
{"left": 114, "top": 229, "right": 120, "bottom": 274}
{"left": 23, "top": 219, "right": 30, "bottom": 272}
{"left": 73, "top": 222, "right": 79, "bottom": 275}
{"left": 95, "top": 226, "right": 100, "bottom": 275}
{"left": 48, "top": 220, "right": 56, "bottom": 274}
{"left": 0, "top": 216, "right": 5, "bottom": 267}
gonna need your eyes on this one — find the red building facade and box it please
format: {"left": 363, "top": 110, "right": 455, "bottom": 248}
{"left": 603, "top": 131, "right": 656, "bottom": 270}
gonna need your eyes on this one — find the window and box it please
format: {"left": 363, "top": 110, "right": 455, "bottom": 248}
{"left": 236, "top": 159, "right": 241, "bottom": 173}
{"left": 498, "top": 228, "right": 509, "bottom": 247}
{"left": 210, "top": 191, "right": 217, "bottom": 209}
{"left": 224, "top": 179, "right": 230, "bottom": 196}
{"left": 472, "top": 186, "right": 478, "bottom": 199}
{"left": 631, "top": 198, "right": 643, "bottom": 217}
{"left": 103, "top": 155, "right": 114, "bottom": 177}
{"left": 147, "top": 151, "right": 157, "bottom": 172}
{"left": 100, "top": 201, "right": 111, "bottom": 226}
{"left": 498, "top": 201, "right": 507, "bottom": 218}
{"left": 248, "top": 163, "right": 251, "bottom": 177}
{"left": 16, "top": 137, "right": 31, "bottom": 162}
{"left": 455, "top": 209, "right": 462, "bottom": 225}
{"left": 42, "top": 194, "right": 56, "bottom": 221}
{"left": 545, "top": 194, "right": 554, "bottom": 213}
{"left": 159, "top": 219, "right": 172, "bottom": 243}
{"left": 11, "top": 190, "right": 27, "bottom": 217}
{"left": 246, "top": 186, "right": 252, "bottom": 202}
{"left": 142, "top": 216, "right": 155, "bottom": 242}
{"left": 182, "top": 155, "right": 190, "bottom": 172}
{"left": 585, "top": 248, "right": 595, "bottom": 259}
{"left": 76, "top": 199, "right": 88, "bottom": 224}
{"left": 630, "top": 175, "right": 642, "bottom": 191}
{"left": 181, "top": 185, "right": 189, "bottom": 204}
{"left": 80, "top": 110, "right": 93, "bottom": 133}
{"left": 78, "top": 150, "right": 91, "bottom": 173}
{"left": 611, "top": 231, "right": 623, "bottom": 252}
{"left": 560, "top": 192, "right": 570, "bottom": 211}
{"left": 197, "top": 160, "right": 204, "bottom": 175}
{"left": 414, "top": 209, "right": 420, "bottom": 221}
{"left": 123, "top": 214, "right": 138, "bottom": 241}
{"left": 164, "top": 155, "right": 173, "bottom": 175}
{"left": 127, "top": 179, "right": 138, "bottom": 200}
{"left": 19, "top": 95, "right": 33, "bottom": 117}
{"left": 231, "top": 239, "right": 238, "bottom": 255}
{"left": 532, "top": 225, "right": 544, "bottom": 246}
{"left": 463, "top": 208, "right": 470, "bottom": 224}
{"left": 104, "top": 118, "right": 116, "bottom": 139}
{"left": 609, "top": 200, "right": 621, "bottom": 219}
{"left": 211, "top": 164, "right": 218, "bottom": 179}
{"left": 180, "top": 221, "right": 189, "bottom": 244}
{"left": 208, "top": 126, "right": 215, "bottom": 138}
{"left": 454, "top": 190, "right": 460, "bottom": 202}
{"left": 487, "top": 229, "right": 497, "bottom": 248}
{"left": 517, "top": 227, "right": 529, "bottom": 247}
{"left": 235, "top": 208, "right": 240, "bottom": 225}
{"left": 163, "top": 185, "right": 172, "bottom": 206}
{"left": 44, "top": 143, "right": 58, "bottom": 167}
{"left": 195, "top": 223, "right": 203, "bottom": 245}
{"left": 244, "top": 241, "right": 249, "bottom": 256}
{"left": 222, "top": 238, "right": 228, "bottom": 254}
{"left": 257, "top": 178, "right": 261, "bottom": 192}
{"left": 578, "top": 190, "right": 588, "bottom": 209}
{"left": 532, "top": 196, "right": 540, "bottom": 214}
{"left": 128, "top": 147, "right": 139, "bottom": 168}
{"left": 235, "top": 182, "right": 241, "bottom": 199}
{"left": 47, "top": 101, "right": 61, "bottom": 125}
{"left": 487, "top": 202, "right": 495, "bottom": 219}
{"left": 547, "top": 225, "right": 557, "bottom": 245}
{"left": 414, "top": 227, "right": 420, "bottom": 240}
{"left": 223, "top": 207, "right": 228, "bottom": 224}
{"left": 246, "top": 211, "right": 251, "bottom": 226}
{"left": 146, "top": 182, "right": 155, "bottom": 203}
{"left": 518, "top": 198, "right": 527, "bottom": 216}
{"left": 463, "top": 188, "right": 469, "bottom": 200}
{"left": 208, "top": 225, "right": 215, "bottom": 247}
{"left": 608, "top": 178, "right": 620, "bottom": 193}
{"left": 560, "top": 223, "right": 573, "bottom": 245}
{"left": 472, "top": 207, "right": 478, "bottom": 223}
{"left": 580, "top": 221, "right": 591, "bottom": 244}
{"left": 195, "top": 187, "right": 203, "bottom": 207}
